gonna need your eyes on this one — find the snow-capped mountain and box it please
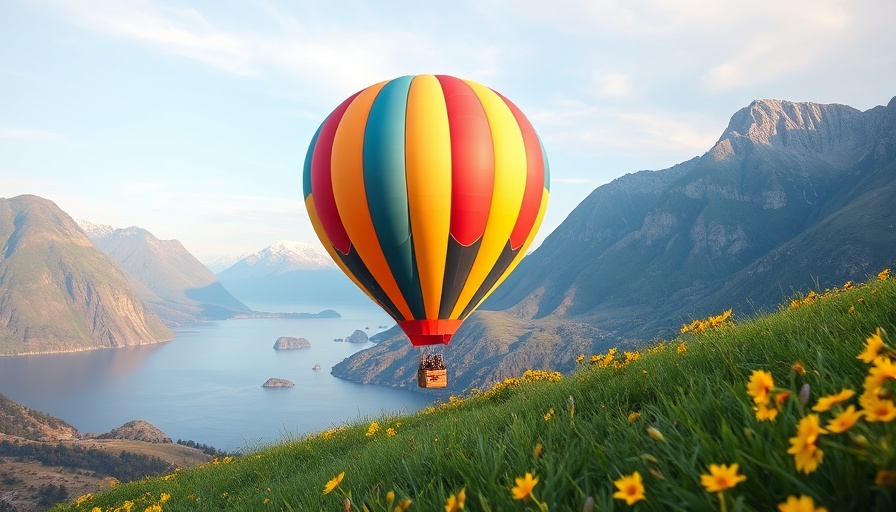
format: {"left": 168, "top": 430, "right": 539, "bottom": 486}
{"left": 216, "top": 241, "right": 366, "bottom": 306}
{"left": 235, "top": 240, "right": 336, "bottom": 274}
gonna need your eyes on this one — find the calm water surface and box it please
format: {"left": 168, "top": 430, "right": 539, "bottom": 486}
{"left": 0, "top": 303, "right": 433, "bottom": 451}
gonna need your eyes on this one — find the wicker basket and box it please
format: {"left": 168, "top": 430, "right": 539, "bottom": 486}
{"left": 417, "top": 368, "right": 447, "bottom": 389}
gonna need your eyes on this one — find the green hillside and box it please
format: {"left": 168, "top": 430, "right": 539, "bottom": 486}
{"left": 58, "top": 271, "right": 896, "bottom": 511}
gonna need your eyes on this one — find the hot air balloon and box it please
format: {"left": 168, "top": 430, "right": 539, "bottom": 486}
{"left": 303, "top": 74, "right": 549, "bottom": 387}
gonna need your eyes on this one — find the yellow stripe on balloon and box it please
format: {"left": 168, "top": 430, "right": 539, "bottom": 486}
{"left": 305, "top": 195, "right": 379, "bottom": 307}
{"left": 466, "top": 187, "right": 549, "bottom": 314}
{"left": 405, "top": 75, "right": 452, "bottom": 319}
{"left": 450, "top": 80, "right": 528, "bottom": 319}
{"left": 331, "top": 82, "right": 415, "bottom": 321}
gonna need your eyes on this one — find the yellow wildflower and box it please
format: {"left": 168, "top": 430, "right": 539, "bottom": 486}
{"left": 755, "top": 402, "right": 779, "bottom": 421}
{"left": 444, "top": 488, "right": 465, "bottom": 512}
{"left": 646, "top": 426, "right": 665, "bottom": 441}
{"left": 746, "top": 370, "right": 774, "bottom": 404}
{"left": 533, "top": 443, "right": 543, "bottom": 457}
{"left": 394, "top": 499, "right": 413, "bottom": 511}
{"left": 386, "top": 490, "right": 395, "bottom": 507}
{"left": 612, "top": 471, "right": 646, "bottom": 505}
{"left": 777, "top": 495, "right": 828, "bottom": 512}
{"left": 677, "top": 342, "right": 687, "bottom": 354}
{"left": 510, "top": 472, "right": 539, "bottom": 500}
{"left": 848, "top": 306, "right": 857, "bottom": 315}
{"left": 860, "top": 394, "right": 896, "bottom": 422}
{"left": 700, "top": 463, "right": 747, "bottom": 493}
{"left": 543, "top": 408, "right": 554, "bottom": 421}
{"left": 858, "top": 328, "right": 886, "bottom": 363}
{"left": 366, "top": 421, "right": 380, "bottom": 437}
{"left": 75, "top": 494, "right": 93, "bottom": 505}
{"left": 788, "top": 415, "right": 827, "bottom": 474}
{"left": 576, "top": 354, "right": 585, "bottom": 364}
{"left": 866, "top": 355, "right": 896, "bottom": 390}
{"left": 792, "top": 361, "right": 806, "bottom": 375}
{"left": 825, "top": 405, "right": 863, "bottom": 433}
{"left": 159, "top": 493, "right": 171, "bottom": 504}
{"left": 628, "top": 412, "right": 641, "bottom": 423}
{"left": 145, "top": 506, "right": 162, "bottom": 512}
{"left": 879, "top": 268, "right": 890, "bottom": 281}
{"left": 386, "top": 427, "right": 397, "bottom": 437}
{"left": 323, "top": 472, "right": 345, "bottom": 495}
{"left": 812, "top": 389, "right": 855, "bottom": 412}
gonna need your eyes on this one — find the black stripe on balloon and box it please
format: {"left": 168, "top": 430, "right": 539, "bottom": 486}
{"left": 459, "top": 241, "right": 519, "bottom": 320}
{"left": 438, "top": 236, "right": 483, "bottom": 319}
{"left": 338, "top": 246, "right": 405, "bottom": 321}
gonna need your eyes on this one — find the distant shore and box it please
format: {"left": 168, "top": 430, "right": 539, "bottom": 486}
{"left": 230, "top": 309, "right": 341, "bottom": 320}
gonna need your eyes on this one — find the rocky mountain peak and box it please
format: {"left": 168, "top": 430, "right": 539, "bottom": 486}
{"left": 710, "top": 98, "right": 872, "bottom": 167}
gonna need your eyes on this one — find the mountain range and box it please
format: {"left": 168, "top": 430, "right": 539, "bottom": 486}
{"left": 79, "top": 221, "right": 251, "bottom": 325}
{"left": 216, "top": 240, "right": 369, "bottom": 307}
{"left": 0, "top": 196, "right": 172, "bottom": 355}
{"left": 333, "top": 95, "right": 896, "bottom": 392}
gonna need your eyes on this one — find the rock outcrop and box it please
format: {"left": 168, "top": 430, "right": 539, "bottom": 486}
{"left": 262, "top": 378, "right": 295, "bottom": 388}
{"left": 95, "top": 420, "right": 172, "bottom": 444}
{"left": 345, "top": 329, "right": 369, "bottom": 344}
{"left": 273, "top": 337, "right": 311, "bottom": 350}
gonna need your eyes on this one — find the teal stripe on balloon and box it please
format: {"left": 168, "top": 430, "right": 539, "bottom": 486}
{"left": 363, "top": 76, "right": 426, "bottom": 319}
{"left": 303, "top": 123, "right": 323, "bottom": 200}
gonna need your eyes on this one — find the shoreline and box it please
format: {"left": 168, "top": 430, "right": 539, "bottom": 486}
{"left": 0, "top": 336, "right": 175, "bottom": 357}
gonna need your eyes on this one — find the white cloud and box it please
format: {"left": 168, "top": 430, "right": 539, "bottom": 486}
{"left": 43, "top": 0, "right": 508, "bottom": 98}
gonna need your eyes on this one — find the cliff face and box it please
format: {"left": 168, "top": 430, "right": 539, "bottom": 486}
{"left": 0, "top": 195, "right": 172, "bottom": 355}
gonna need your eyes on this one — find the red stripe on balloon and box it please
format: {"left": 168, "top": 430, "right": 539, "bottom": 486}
{"left": 436, "top": 75, "right": 495, "bottom": 247}
{"left": 310, "top": 92, "right": 361, "bottom": 255}
{"left": 497, "top": 92, "right": 545, "bottom": 250}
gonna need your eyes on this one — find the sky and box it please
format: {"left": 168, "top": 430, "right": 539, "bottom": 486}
{"left": 2, "top": 0, "right": 895, "bottom": 265}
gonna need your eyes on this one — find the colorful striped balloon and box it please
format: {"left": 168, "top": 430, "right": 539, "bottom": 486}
{"left": 303, "top": 74, "right": 549, "bottom": 346}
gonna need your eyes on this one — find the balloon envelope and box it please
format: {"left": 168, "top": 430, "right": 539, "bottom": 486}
{"left": 303, "top": 74, "right": 549, "bottom": 346}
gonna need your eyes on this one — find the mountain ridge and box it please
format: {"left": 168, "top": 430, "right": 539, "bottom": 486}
{"left": 79, "top": 221, "right": 251, "bottom": 326}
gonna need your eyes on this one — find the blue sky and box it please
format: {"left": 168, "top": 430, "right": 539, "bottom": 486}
{"left": 2, "top": 0, "right": 894, "bottom": 264}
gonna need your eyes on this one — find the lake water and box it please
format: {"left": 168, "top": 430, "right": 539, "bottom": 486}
{"left": 0, "top": 302, "right": 434, "bottom": 451}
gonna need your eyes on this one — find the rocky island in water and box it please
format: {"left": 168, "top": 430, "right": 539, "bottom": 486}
{"left": 273, "top": 337, "right": 311, "bottom": 350}
{"left": 262, "top": 378, "right": 294, "bottom": 388}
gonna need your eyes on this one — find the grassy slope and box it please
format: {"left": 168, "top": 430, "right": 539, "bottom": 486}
{"left": 59, "top": 275, "right": 896, "bottom": 511}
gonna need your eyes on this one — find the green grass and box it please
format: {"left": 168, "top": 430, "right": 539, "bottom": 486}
{"left": 58, "top": 274, "right": 896, "bottom": 511}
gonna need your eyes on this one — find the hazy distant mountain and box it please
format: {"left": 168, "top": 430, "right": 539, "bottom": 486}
{"left": 217, "top": 240, "right": 369, "bottom": 306}
{"left": 204, "top": 253, "right": 249, "bottom": 273}
{"left": 335, "top": 96, "right": 896, "bottom": 392}
{"left": 0, "top": 195, "right": 172, "bottom": 355}
{"left": 78, "top": 221, "right": 251, "bottom": 325}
